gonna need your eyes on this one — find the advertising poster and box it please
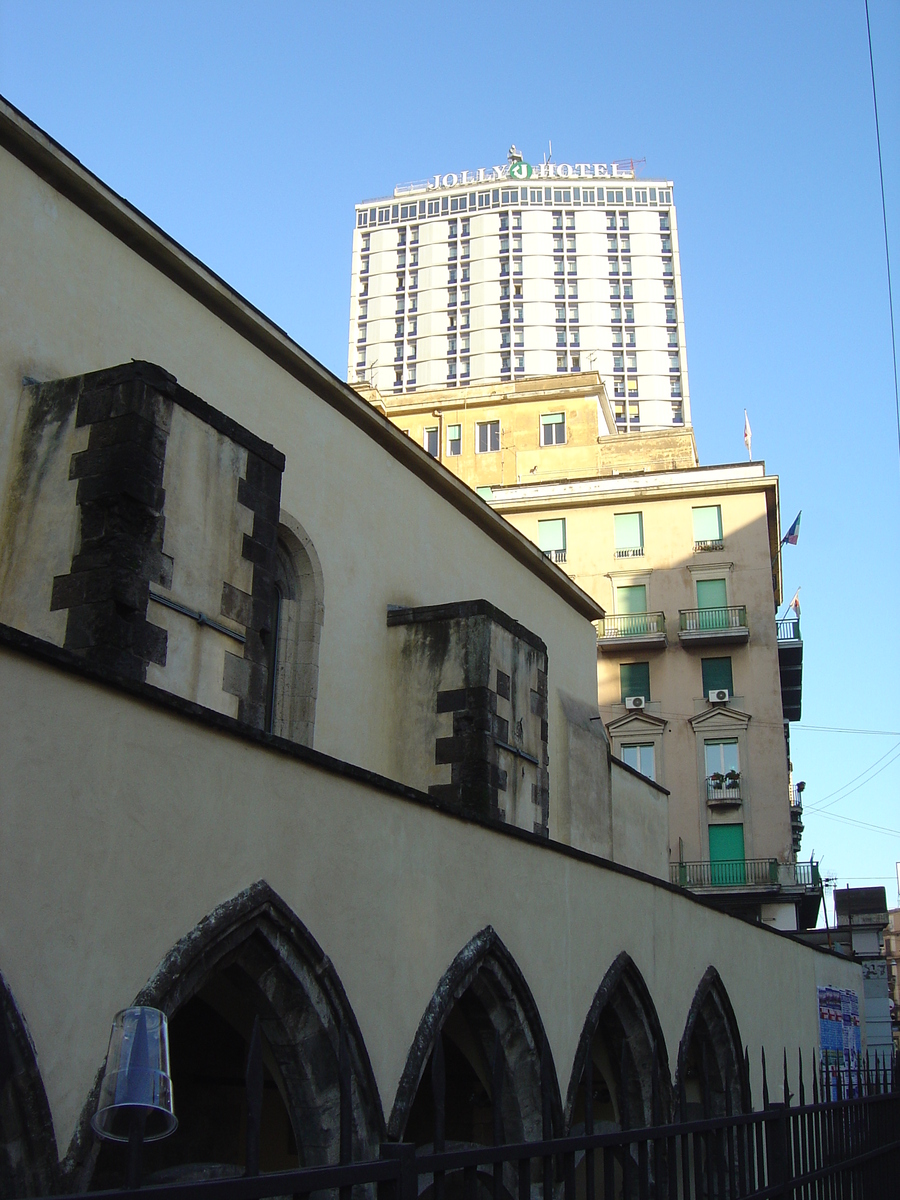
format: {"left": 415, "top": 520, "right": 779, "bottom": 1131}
{"left": 818, "top": 986, "right": 861, "bottom": 1097}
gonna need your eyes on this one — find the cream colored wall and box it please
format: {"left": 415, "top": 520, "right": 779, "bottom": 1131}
{"left": 497, "top": 486, "right": 791, "bottom": 865}
{"left": 0, "top": 647, "right": 863, "bottom": 1156}
{"left": 610, "top": 760, "right": 670, "bottom": 880}
{"left": 0, "top": 145, "right": 601, "bottom": 838}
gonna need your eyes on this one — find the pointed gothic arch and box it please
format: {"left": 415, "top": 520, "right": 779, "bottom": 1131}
{"left": 0, "top": 969, "right": 58, "bottom": 1197}
{"left": 65, "top": 882, "right": 382, "bottom": 1189}
{"left": 676, "top": 967, "right": 749, "bottom": 1118}
{"left": 566, "top": 952, "right": 673, "bottom": 1134}
{"left": 388, "top": 927, "right": 561, "bottom": 1150}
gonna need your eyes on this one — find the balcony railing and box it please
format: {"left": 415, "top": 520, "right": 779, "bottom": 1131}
{"left": 614, "top": 546, "right": 644, "bottom": 558}
{"left": 777, "top": 615, "right": 802, "bottom": 642}
{"left": 671, "top": 858, "right": 821, "bottom": 890}
{"left": 679, "top": 605, "right": 749, "bottom": 642}
{"left": 693, "top": 538, "right": 724, "bottom": 552}
{"left": 542, "top": 548, "right": 566, "bottom": 563}
{"left": 706, "top": 776, "right": 742, "bottom": 803}
{"left": 599, "top": 611, "right": 666, "bottom": 640}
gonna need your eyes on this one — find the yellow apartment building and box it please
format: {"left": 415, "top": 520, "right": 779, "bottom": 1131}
{"left": 358, "top": 375, "right": 817, "bottom": 930}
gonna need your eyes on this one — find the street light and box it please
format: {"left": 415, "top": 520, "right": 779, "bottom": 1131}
{"left": 92, "top": 1007, "right": 177, "bottom": 1187}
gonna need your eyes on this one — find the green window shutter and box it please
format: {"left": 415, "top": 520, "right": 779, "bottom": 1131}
{"left": 538, "top": 518, "right": 566, "bottom": 552}
{"left": 614, "top": 512, "right": 643, "bottom": 549}
{"left": 620, "top": 661, "right": 650, "bottom": 702}
{"left": 692, "top": 505, "right": 722, "bottom": 541}
{"left": 696, "top": 578, "right": 727, "bottom": 609}
{"left": 701, "top": 657, "right": 734, "bottom": 694}
{"left": 709, "top": 823, "right": 745, "bottom": 885}
{"left": 616, "top": 584, "right": 647, "bottom": 614}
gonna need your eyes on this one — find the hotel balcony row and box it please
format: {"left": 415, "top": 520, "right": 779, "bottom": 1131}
{"left": 670, "top": 857, "right": 822, "bottom": 929}
{"left": 596, "top": 606, "right": 749, "bottom": 651}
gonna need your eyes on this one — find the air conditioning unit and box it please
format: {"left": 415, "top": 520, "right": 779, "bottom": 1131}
{"left": 709, "top": 689, "right": 730, "bottom": 704}
{"left": 625, "top": 696, "right": 646, "bottom": 710}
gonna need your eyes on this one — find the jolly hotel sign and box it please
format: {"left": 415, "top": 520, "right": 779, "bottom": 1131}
{"left": 426, "top": 161, "right": 635, "bottom": 190}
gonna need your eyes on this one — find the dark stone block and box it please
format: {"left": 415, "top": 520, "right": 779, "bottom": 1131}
{"left": 536, "top": 668, "right": 548, "bottom": 698}
{"left": 496, "top": 670, "right": 510, "bottom": 700}
{"left": 236, "top": 477, "right": 281, "bottom": 526}
{"left": 244, "top": 453, "right": 283, "bottom": 498}
{"left": 134, "top": 620, "right": 168, "bottom": 667}
{"left": 436, "top": 688, "right": 467, "bottom": 713}
{"left": 221, "top": 582, "right": 254, "bottom": 627}
{"left": 453, "top": 707, "right": 493, "bottom": 736}
{"left": 541, "top": 718, "right": 549, "bottom": 744}
{"left": 530, "top": 688, "right": 548, "bottom": 718}
{"left": 492, "top": 715, "right": 509, "bottom": 743}
{"left": 241, "top": 533, "right": 275, "bottom": 569}
{"left": 223, "top": 652, "right": 252, "bottom": 699}
{"left": 50, "top": 573, "right": 86, "bottom": 612}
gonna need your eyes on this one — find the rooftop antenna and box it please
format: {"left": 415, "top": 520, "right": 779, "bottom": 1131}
{"left": 508, "top": 145, "right": 523, "bottom": 165}
{"left": 548, "top": 139, "right": 553, "bottom": 162}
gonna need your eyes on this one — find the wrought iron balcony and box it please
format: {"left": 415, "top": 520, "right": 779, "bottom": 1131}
{"left": 678, "top": 605, "right": 749, "bottom": 645}
{"left": 777, "top": 616, "right": 803, "bottom": 721}
{"left": 670, "top": 858, "right": 821, "bottom": 891}
{"left": 706, "top": 775, "right": 742, "bottom": 805}
{"left": 597, "top": 611, "right": 667, "bottom": 652}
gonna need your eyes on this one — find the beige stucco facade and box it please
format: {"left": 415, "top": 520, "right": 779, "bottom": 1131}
{"left": 0, "top": 97, "right": 855, "bottom": 1194}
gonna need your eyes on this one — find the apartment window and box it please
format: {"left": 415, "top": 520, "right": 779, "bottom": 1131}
{"left": 500, "top": 235, "right": 510, "bottom": 253}
{"left": 513, "top": 235, "right": 522, "bottom": 253}
{"left": 702, "top": 657, "right": 734, "bottom": 696}
{"left": 621, "top": 234, "right": 631, "bottom": 253}
{"left": 610, "top": 282, "right": 621, "bottom": 300}
{"left": 538, "top": 517, "right": 566, "bottom": 562}
{"left": 556, "top": 305, "right": 566, "bottom": 323}
{"left": 616, "top": 584, "right": 647, "bottom": 614}
{"left": 394, "top": 342, "right": 403, "bottom": 362}
{"left": 424, "top": 427, "right": 438, "bottom": 458}
{"left": 501, "top": 283, "right": 511, "bottom": 300}
{"left": 621, "top": 257, "right": 632, "bottom": 276}
{"left": 461, "top": 334, "right": 470, "bottom": 353}
{"left": 408, "top": 318, "right": 417, "bottom": 337}
{"left": 623, "top": 282, "right": 633, "bottom": 300}
{"left": 568, "top": 281, "right": 578, "bottom": 299}
{"left": 398, "top": 250, "right": 406, "bottom": 268}
{"left": 609, "top": 257, "right": 620, "bottom": 275}
{"left": 410, "top": 249, "right": 418, "bottom": 266}
{"left": 513, "top": 257, "right": 523, "bottom": 275}
{"left": 359, "top": 300, "right": 368, "bottom": 320}
{"left": 566, "top": 235, "right": 576, "bottom": 253}
{"left": 398, "top": 228, "right": 407, "bottom": 246}
{"left": 447, "top": 360, "right": 457, "bottom": 380}
{"left": 461, "top": 240, "right": 470, "bottom": 258}
{"left": 619, "top": 213, "right": 629, "bottom": 230}
{"left": 409, "top": 272, "right": 418, "bottom": 289}
{"left": 447, "top": 424, "right": 462, "bottom": 456}
{"left": 567, "top": 257, "right": 577, "bottom": 276}
{"left": 614, "top": 377, "right": 625, "bottom": 397}
{"left": 665, "top": 281, "right": 676, "bottom": 299}
{"left": 554, "top": 235, "right": 564, "bottom": 253}
{"left": 449, "top": 266, "right": 458, "bottom": 283}
{"left": 566, "top": 211, "right": 575, "bottom": 230}
{"left": 513, "top": 212, "right": 522, "bottom": 230}
{"left": 361, "top": 233, "right": 370, "bottom": 251}
{"left": 556, "top": 282, "right": 567, "bottom": 299}
{"left": 705, "top": 739, "right": 739, "bottom": 779}
{"left": 663, "top": 258, "right": 674, "bottom": 276}
{"left": 448, "top": 221, "right": 457, "bottom": 238}
{"left": 620, "top": 661, "right": 650, "bottom": 703}
{"left": 477, "top": 420, "right": 500, "bottom": 453}
{"left": 394, "top": 370, "right": 403, "bottom": 388}
{"left": 411, "top": 225, "right": 420, "bottom": 244}
{"left": 622, "top": 744, "right": 655, "bottom": 781}
{"left": 554, "top": 257, "right": 565, "bottom": 276}
{"left": 500, "top": 213, "right": 509, "bottom": 231}
{"left": 556, "top": 328, "right": 567, "bottom": 347}
{"left": 501, "top": 329, "right": 511, "bottom": 348}
{"left": 615, "top": 515, "right": 644, "bottom": 562}
{"left": 625, "top": 305, "right": 634, "bottom": 323}
{"left": 626, "top": 328, "right": 636, "bottom": 347}
{"left": 697, "top": 578, "right": 728, "bottom": 611}
{"left": 709, "top": 823, "right": 744, "bottom": 871}
{"left": 501, "top": 305, "right": 510, "bottom": 325}
{"left": 693, "top": 505, "right": 723, "bottom": 549}
{"left": 461, "top": 287, "right": 470, "bottom": 305}
{"left": 356, "top": 347, "right": 366, "bottom": 368}
{"left": 397, "top": 273, "right": 405, "bottom": 291}
{"left": 360, "top": 256, "right": 369, "bottom": 275}
{"left": 540, "top": 412, "right": 566, "bottom": 446}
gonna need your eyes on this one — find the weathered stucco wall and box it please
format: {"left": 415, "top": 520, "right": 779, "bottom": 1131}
{"left": 610, "top": 758, "right": 671, "bottom": 881}
{"left": 0, "top": 641, "right": 863, "bottom": 1161}
{"left": 0, "top": 141, "right": 603, "bottom": 845}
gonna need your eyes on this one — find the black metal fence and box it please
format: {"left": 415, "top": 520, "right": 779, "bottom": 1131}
{"left": 50, "top": 1042, "right": 900, "bottom": 1200}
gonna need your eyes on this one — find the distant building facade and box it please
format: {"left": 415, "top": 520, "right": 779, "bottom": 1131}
{"left": 348, "top": 154, "right": 688, "bottom": 433}
{"left": 358, "top": 374, "right": 817, "bottom": 930}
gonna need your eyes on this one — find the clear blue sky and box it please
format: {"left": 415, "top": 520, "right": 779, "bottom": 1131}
{"left": 2, "top": 0, "right": 898, "bottom": 917}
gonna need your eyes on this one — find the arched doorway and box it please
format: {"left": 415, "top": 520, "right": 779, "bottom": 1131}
{"left": 0, "top": 970, "right": 58, "bottom": 1197}
{"left": 390, "top": 928, "right": 559, "bottom": 1155}
{"left": 78, "top": 883, "right": 382, "bottom": 1189}
{"left": 676, "top": 967, "right": 749, "bottom": 1119}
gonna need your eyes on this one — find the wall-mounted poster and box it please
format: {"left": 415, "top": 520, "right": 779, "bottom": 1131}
{"left": 818, "top": 986, "right": 861, "bottom": 1097}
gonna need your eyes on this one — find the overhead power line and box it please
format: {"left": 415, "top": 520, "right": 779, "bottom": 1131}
{"left": 804, "top": 740, "right": 900, "bottom": 812}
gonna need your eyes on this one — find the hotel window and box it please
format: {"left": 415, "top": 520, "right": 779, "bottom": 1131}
{"left": 397, "top": 273, "right": 405, "bottom": 291}
{"left": 448, "top": 289, "right": 457, "bottom": 307}
{"left": 621, "top": 234, "right": 631, "bottom": 252}
{"left": 612, "top": 327, "right": 623, "bottom": 347}
{"left": 556, "top": 305, "right": 566, "bottom": 323}
{"left": 668, "top": 329, "right": 679, "bottom": 347}
{"left": 672, "top": 400, "right": 684, "bottom": 425}
{"left": 359, "top": 300, "right": 368, "bottom": 320}
{"left": 449, "top": 266, "right": 458, "bottom": 284}
{"left": 513, "top": 234, "right": 523, "bottom": 253}
{"left": 407, "top": 367, "right": 416, "bottom": 386}
{"left": 671, "top": 376, "right": 682, "bottom": 397}
{"left": 665, "top": 281, "right": 676, "bottom": 299}
{"left": 447, "top": 424, "right": 462, "bottom": 456}
{"left": 626, "top": 328, "right": 636, "bottom": 347}
{"left": 410, "top": 248, "right": 418, "bottom": 267}
{"left": 554, "top": 257, "right": 565, "bottom": 275}
{"left": 460, "top": 308, "right": 470, "bottom": 328}
{"left": 614, "top": 377, "right": 625, "bottom": 397}
{"left": 557, "top": 353, "right": 567, "bottom": 372}
{"left": 663, "top": 258, "right": 674, "bottom": 276}
{"left": 514, "top": 305, "right": 524, "bottom": 323}
{"left": 395, "top": 320, "right": 404, "bottom": 338}
{"left": 411, "top": 225, "right": 420, "bottom": 244}
{"left": 627, "top": 353, "right": 637, "bottom": 373}
{"left": 622, "top": 257, "right": 632, "bottom": 276}
{"left": 608, "top": 235, "right": 618, "bottom": 252}
{"left": 661, "top": 235, "right": 672, "bottom": 253}
{"left": 620, "top": 661, "right": 650, "bottom": 703}
{"left": 541, "top": 412, "right": 566, "bottom": 445}
{"left": 461, "top": 265, "right": 469, "bottom": 282}
{"left": 566, "top": 235, "right": 576, "bottom": 252}
{"left": 461, "top": 334, "right": 470, "bottom": 353}
{"left": 448, "top": 242, "right": 457, "bottom": 261}
{"left": 407, "top": 341, "right": 416, "bottom": 360}
{"left": 394, "top": 342, "right": 403, "bottom": 362}
{"left": 515, "top": 354, "right": 525, "bottom": 373}
{"left": 501, "top": 305, "right": 510, "bottom": 324}
{"left": 357, "top": 324, "right": 366, "bottom": 344}
{"left": 553, "top": 234, "right": 564, "bottom": 253}
{"left": 356, "top": 347, "right": 366, "bottom": 367}
{"left": 398, "top": 228, "right": 407, "bottom": 247}
{"left": 609, "top": 257, "right": 620, "bottom": 275}
{"left": 448, "top": 312, "right": 457, "bottom": 331}
{"left": 360, "top": 256, "right": 369, "bottom": 275}
{"left": 570, "top": 329, "right": 580, "bottom": 347}
{"left": 500, "top": 213, "right": 509, "bottom": 231}
{"left": 556, "top": 282, "right": 566, "bottom": 299}
{"left": 568, "top": 281, "right": 578, "bottom": 299}
{"left": 613, "top": 353, "right": 625, "bottom": 372}
{"left": 394, "top": 370, "right": 403, "bottom": 388}
{"left": 571, "top": 353, "right": 581, "bottom": 371}
{"left": 566, "top": 211, "right": 575, "bottom": 230}
{"left": 623, "top": 282, "right": 633, "bottom": 300}
{"left": 567, "top": 257, "right": 577, "bottom": 276}
{"left": 448, "top": 220, "right": 457, "bottom": 238}
{"left": 627, "top": 378, "right": 638, "bottom": 397}
{"left": 669, "top": 353, "right": 680, "bottom": 372}
{"left": 553, "top": 211, "right": 563, "bottom": 230}
{"left": 501, "top": 282, "right": 511, "bottom": 299}
{"left": 513, "top": 257, "right": 523, "bottom": 275}
{"left": 607, "top": 211, "right": 617, "bottom": 230}
{"left": 702, "top": 657, "right": 733, "bottom": 695}
{"left": 538, "top": 517, "right": 566, "bottom": 562}
{"left": 409, "top": 272, "right": 418, "bottom": 289}
{"left": 556, "top": 328, "right": 566, "bottom": 347}
{"left": 625, "top": 305, "right": 634, "bottom": 323}
{"left": 461, "top": 357, "right": 471, "bottom": 378}
{"left": 476, "top": 420, "right": 501, "bottom": 453}
{"left": 619, "top": 213, "right": 629, "bottom": 230}
{"left": 513, "top": 211, "right": 522, "bottom": 230}
{"left": 361, "top": 233, "right": 370, "bottom": 251}
{"left": 398, "top": 249, "right": 406, "bottom": 268}
{"left": 614, "top": 512, "right": 644, "bottom": 556}
{"left": 660, "top": 213, "right": 670, "bottom": 231}
{"left": 359, "top": 279, "right": 368, "bottom": 296}
{"left": 461, "top": 287, "right": 470, "bottom": 305}
{"left": 666, "top": 305, "right": 677, "bottom": 323}
{"left": 514, "top": 328, "right": 524, "bottom": 348}
{"left": 447, "top": 360, "right": 457, "bottom": 380}
{"left": 501, "top": 329, "right": 511, "bottom": 348}
{"left": 424, "top": 427, "right": 438, "bottom": 458}
{"left": 500, "top": 235, "right": 509, "bottom": 253}
{"left": 621, "top": 744, "right": 655, "bottom": 780}
{"left": 569, "top": 304, "right": 579, "bottom": 323}
{"left": 693, "top": 505, "right": 723, "bottom": 549}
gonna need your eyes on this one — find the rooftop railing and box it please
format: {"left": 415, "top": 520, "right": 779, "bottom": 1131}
{"left": 671, "top": 859, "right": 821, "bottom": 890}
{"left": 777, "top": 615, "right": 802, "bottom": 642}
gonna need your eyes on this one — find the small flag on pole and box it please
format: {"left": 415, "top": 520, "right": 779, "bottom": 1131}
{"left": 743, "top": 410, "right": 752, "bottom": 459}
{"left": 789, "top": 588, "right": 801, "bottom": 617}
{"left": 782, "top": 511, "right": 802, "bottom": 546}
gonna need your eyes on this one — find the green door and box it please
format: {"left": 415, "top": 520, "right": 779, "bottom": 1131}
{"left": 616, "top": 584, "right": 647, "bottom": 635}
{"left": 696, "top": 578, "right": 728, "bottom": 630}
{"left": 709, "top": 823, "right": 745, "bottom": 886}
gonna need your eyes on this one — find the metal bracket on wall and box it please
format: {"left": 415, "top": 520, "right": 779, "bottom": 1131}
{"left": 148, "top": 589, "right": 246, "bottom": 644}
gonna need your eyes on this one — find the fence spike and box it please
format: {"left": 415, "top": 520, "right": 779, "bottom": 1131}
{"left": 812, "top": 1050, "right": 819, "bottom": 1106}
{"left": 432, "top": 1030, "right": 446, "bottom": 1153}
{"left": 744, "top": 1045, "right": 752, "bottom": 1110}
{"left": 762, "top": 1046, "right": 769, "bottom": 1110}
{"left": 492, "top": 1028, "right": 504, "bottom": 1146}
{"left": 798, "top": 1047, "right": 805, "bottom": 1106}
{"left": 244, "top": 1015, "right": 263, "bottom": 1179}
{"left": 783, "top": 1047, "right": 790, "bottom": 1105}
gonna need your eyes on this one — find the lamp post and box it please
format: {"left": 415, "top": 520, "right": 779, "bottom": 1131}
{"left": 92, "top": 1007, "right": 177, "bottom": 1188}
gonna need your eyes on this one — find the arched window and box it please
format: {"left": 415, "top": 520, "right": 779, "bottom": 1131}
{"left": 265, "top": 515, "right": 324, "bottom": 746}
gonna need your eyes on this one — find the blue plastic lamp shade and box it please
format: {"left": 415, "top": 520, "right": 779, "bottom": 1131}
{"left": 92, "top": 1007, "right": 177, "bottom": 1141}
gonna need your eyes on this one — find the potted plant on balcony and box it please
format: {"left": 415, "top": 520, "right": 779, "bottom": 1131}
{"left": 724, "top": 770, "right": 741, "bottom": 790}
{"left": 709, "top": 772, "right": 725, "bottom": 789}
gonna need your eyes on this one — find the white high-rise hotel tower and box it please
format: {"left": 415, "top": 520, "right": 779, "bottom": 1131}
{"left": 347, "top": 149, "right": 690, "bottom": 432}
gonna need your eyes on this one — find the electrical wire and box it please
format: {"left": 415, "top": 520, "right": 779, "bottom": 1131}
{"left": 865, "top": 0, "right": 900, "bottom": 473}
{"left": 803, "top": 740, "right": 900, "bottom": 811}
{"left": 811, "top": 810, "right": 900, "bottom": 838}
